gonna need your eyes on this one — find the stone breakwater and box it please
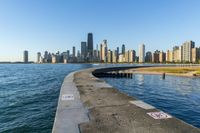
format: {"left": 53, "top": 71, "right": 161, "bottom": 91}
{"left": 53, "top": 66, "right": 200, "bottom": 133}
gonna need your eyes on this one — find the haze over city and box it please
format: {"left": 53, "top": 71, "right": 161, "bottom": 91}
{"left": 1, "top": 0, "right": 200, "bottom": 62}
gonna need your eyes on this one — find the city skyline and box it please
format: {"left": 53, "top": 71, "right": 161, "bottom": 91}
{"left": 34, "top": 33, "right": 200, "bottom": 64}
{"left": 3, "top": 32, "right": 200, "bottom": 63}
{"left": 1, "top": 0, "right": 200, "bottom": 61}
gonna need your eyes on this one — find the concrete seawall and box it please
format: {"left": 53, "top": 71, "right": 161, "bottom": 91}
{"left": 52, "top": 71, "right": 89, "bottom": 133}
{"left": 53, "top": 66, "right": 200, "bottom": 133}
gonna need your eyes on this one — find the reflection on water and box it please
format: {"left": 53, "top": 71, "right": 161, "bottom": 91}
{"left": 103, "top": 74, "right": 200, "bottom": 128}
{"left": 134, "top": 75, "right": 144, "bottom": 86}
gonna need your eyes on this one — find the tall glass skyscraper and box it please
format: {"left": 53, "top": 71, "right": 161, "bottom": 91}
{"left": 122, "top": 44, "right": 125, "bottom": 55}
{"left": 87, "top": 33, "right": 93, "bottom": 58}
{"left": 23, "top": 50, "right": 28, "bottom": 63}
{"left": 72, "top": 46, "right": 76, "bottom": 57}
{"left": 81, "top": 42, "right": 87, "bottom": 59}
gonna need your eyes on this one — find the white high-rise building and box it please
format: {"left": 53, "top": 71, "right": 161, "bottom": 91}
{"left": 182, "top": 41, "right": 195, "bottom": 62}
{"left": 37, "top": 52, "right": 43, "bottom": 63}
{"left": 112, "top": 50, "right": 117, "bottom": 63}
{"left": 129, "top": 50, "right": 136, "bottom": 63}
{"left": 100, "top": 40, "right": 108, "bottom": 62}
{"left": 118, "top": 54, "right": 125, "bottom": 63}
{"left": 178, "top": 46, "right": 183, "bottom": 62}
{"left": 139, "top": 44, "right": 145, "bottom": 63}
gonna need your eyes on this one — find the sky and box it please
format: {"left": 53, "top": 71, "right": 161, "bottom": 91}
{"left": 1, "top": 0, "right": 200, "bottom": 62}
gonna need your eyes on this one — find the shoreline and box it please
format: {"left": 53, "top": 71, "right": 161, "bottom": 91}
{"left": 122, "top": 66, "right": 200, "bottom": 78}
{"left": 131, "top": 71, "right": 200, "bottom": 78}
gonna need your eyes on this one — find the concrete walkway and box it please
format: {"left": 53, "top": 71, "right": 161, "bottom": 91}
{"left": 53, "top": 67, "right": 200, "bottom": 133}
{"left": 75, "top": 68, "right": 200, "bottom": 133}
{"left": 52, "top": 72, "right": 89, "bottom": 133}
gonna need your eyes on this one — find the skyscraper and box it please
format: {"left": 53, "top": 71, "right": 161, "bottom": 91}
{"left": 116, "top": 47, "right": 119, "bottom": 62}
{"left": 122, "top": 44, "right": 125, "bottom": 55}
{"left": 100, "top": 40, "right": 108, "bottom": 62}
{"left": 172, "top": 46, "right": 180, "bottom": 62}
{"left": 179, "top": 46, "right": 183, "bottom": 62}
{"left": 145, "top": 51, "right": 152, "bottom": 63}
{"left": 92, "top": 44, "right": 99, "bottom": 62}
{"left": 95, "top": 44, "right": 99, "bottom": 59}
{"left": 166, "top": 50, "right": 173, "bottom": 62}
{"left": 66, "top": 50, "right": 70, "bottom": 58}
{"left": 37, "top": 52, "right": 42, "bottom": 63}
{"left": 112, "top": 50, "right": 118, "bottom": 63}
{"left": 191, "top": 47, "right": 200, "bottom": 63}
{"left": 182, "top": 41, "right": 195, "bottom": 62}
{"left": 87, "top": 33, "right": 93, "bottom": 58}
{"left": 139, "top": 44, "right": 145, "bottom": 63}
{"left": 52, "top": 54, "right": 57, "bottom": 63}
{"left": 100, "top": 44, "right": 103, "bottom": 61}
{"left": 44, "top": 51, "right": 49, "bottom": 63}
{"left": 159, "top": 51, "right": 166, "bottom": 63}
{"left": 107, "top": 50, "right": 112, "bottom": 63}
{"left": 77, "top": 50, "right": 81, "bottom": 58}
{"left": 73, "top": 46, "right": 76, "bottom": 57}
{"left": 62, "top": 52, "right": 68, "bottom": 63}
{"left": 23, "top": 50, "right": 28, "bottom": 63}
{"left": 81, "top": 42, "right": 87, "bottom": 59}
{"left": 152, "top": 50, "right": 160, "bottom": 63}
{"left": 44, "top": 51, "right": 48, "bottom": 59}
{"left": 125, "top": 50, "right": 129, "bottom": 63}
{"left": 129, "top": 50, "right": 136, "bottom": 63}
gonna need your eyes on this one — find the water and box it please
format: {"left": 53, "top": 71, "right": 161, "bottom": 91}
{"left": 102, "top": 74, "right": 200, "bottom": 128}
{"left": 1, "top": 64, "right": 200, "bottom": 132}
{"left": 0, "top": 64, "right": 95, "bottom": 133}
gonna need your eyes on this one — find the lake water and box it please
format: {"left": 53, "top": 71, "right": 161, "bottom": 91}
{"left": 102, "top": 74, "right": 200, "bottom": 128}
{"left": 0, "top": 64, "right": 95, "bottom": 133}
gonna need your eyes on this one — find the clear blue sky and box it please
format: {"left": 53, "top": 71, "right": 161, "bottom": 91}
{"left": 1, "top": 0, "right": 200, "bottom": 61}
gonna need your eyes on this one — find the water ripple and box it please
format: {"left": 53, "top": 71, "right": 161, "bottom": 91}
{"left": 0, "top": 64, "right": 94, "bottom": 133}
{"left": 103, "top": 74, "right": 200, "bottom": 128}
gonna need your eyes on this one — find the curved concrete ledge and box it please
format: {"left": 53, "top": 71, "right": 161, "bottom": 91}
{"left": 53, "top": 66, "right": 200, "bottom": 133}
{"left": 52, "top": 71, "right": 90, "bottom": 133}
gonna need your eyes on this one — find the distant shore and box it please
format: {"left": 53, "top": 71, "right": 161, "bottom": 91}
{"left": 125, "top": 66, "right": 200, "bottom": 77}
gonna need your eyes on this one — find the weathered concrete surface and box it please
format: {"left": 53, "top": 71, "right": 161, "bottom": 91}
{"left": 52, "top": 72, "right": 89, "bottom": 133}
{"left": 74, "top": 68, "right": 200, "bottom": 133}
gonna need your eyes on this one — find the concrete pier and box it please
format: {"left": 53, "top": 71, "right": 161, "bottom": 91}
{"left": 53, "top": 66, "right": 200, "bottom": 133}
